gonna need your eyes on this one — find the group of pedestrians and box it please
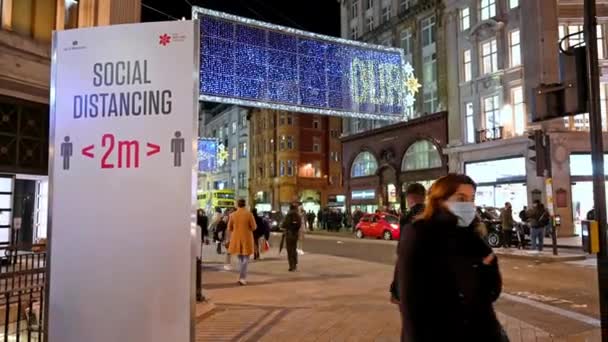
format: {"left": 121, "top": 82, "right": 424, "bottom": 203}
{"left": 499, "top": 200, "right": 551, "bottom": 252}
{"left": 196, "top": 198, "right": 311, "bottom": 285}
{"left": 391, "top": 174, "right": 508, "bottom": 341}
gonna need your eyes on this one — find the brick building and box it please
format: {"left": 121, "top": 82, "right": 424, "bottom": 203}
{"left": 249, "top": 109, "right": 343, "bottom": 214}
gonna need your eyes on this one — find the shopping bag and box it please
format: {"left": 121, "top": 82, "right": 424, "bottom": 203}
{"left": 262, "top": 239, "right": 270, "bottom": 253}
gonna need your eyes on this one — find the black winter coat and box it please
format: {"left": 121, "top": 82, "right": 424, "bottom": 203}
{"left": 398, "top": 209, "right": 503, "bottom": 342}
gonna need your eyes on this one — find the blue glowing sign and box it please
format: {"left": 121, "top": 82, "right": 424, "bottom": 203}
{"left": 198, "top": 138, "right": 218, "bottom": 173}
{"left": 192, "top": 7, "right": 412, "bottom": 121}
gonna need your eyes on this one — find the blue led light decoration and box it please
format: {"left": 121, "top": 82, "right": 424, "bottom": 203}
{"left": 192, "top": 7, "right": 417, "bottom": 121}
{"left": 198, "top": 138, "right": 218, "bottom": 173}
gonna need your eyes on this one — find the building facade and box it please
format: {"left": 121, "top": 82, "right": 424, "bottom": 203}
{"left": 443, "top": 0, "right": 608, "bottom": 235}
{"left": 342, "top": 112, "right": 448, "bottom": 213}
{"left": 0, "top": 0, "right": 141, "bottom": 244}
{"left": 249, "top": 109, "right": 343, "bottom": 214}
{"left": 340, "top": 0, "right": 448, "bottom": 135}
{"left": 200, "top": 105, "right": 250, "bottom": 201}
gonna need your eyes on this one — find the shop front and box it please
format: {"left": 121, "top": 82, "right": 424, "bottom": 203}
{"left": 569, "top": 153, "right": 608, "bottom": 235}
{"left": 254, "top": 190, "right": 272, "bottom": 212}
{"left": 327, "top": 194, "right": 346, "bottom": 212}
{"left": 342, "top": 112, "right": 449, "bottom": 216}
{"left": 465, "top": 156, "right": 527, "bottom": 212}
{"left": 300, "top": 189, "right": 321, "bottom": 215}
{"left": 350, "top": 188, "right": 378, "bottom": 214}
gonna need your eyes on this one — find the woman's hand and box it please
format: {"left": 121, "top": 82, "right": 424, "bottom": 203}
{"left": 482, "top": 253, "right": 495, "bottom": 265}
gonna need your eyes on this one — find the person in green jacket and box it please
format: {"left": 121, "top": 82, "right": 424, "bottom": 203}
{"left": 500, "top": 202, "right": 514, "bottom": 248}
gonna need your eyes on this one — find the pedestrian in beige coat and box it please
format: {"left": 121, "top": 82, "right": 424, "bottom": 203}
{"left": 228, "top": 199, "right": 257, "bottom": 285}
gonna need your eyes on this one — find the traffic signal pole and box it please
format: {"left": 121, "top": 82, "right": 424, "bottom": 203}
{"left": 584, "top": 0, "right": 608, "bottom": 339}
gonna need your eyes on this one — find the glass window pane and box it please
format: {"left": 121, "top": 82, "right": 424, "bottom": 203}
{"left": 0, "top": 178, "right": 12, "bottom": 192}
{"left": 0, "top": 194, "right": 10, "bottom": 209}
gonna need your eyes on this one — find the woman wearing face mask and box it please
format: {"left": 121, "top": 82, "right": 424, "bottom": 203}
{"left": 397, "top": 174, "right": 506, "bottom": 342}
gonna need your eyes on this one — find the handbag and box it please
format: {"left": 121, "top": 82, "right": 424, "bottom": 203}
{"left": 262, "top": 239, "right": 270, "bottom": 253}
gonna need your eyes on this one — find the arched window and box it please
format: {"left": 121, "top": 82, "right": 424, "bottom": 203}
{"left": 351, "top": 152, "right": 378, "bottom": 177}
{"left": 402, "top": 140, "right": 442, "bottom": 171}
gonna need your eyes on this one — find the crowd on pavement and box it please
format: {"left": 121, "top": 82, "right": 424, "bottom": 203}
{"left": 195, "top": 172, "right": 568, "bottom": 341}
{"left": 196, "top": 198, "right": 313, "bottom": 285}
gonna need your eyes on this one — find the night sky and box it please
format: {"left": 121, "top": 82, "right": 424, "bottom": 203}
{"left": 141, "top": 0, "right": 341, "bottom": 37}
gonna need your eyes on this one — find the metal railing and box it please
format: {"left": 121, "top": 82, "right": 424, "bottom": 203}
{"left": 0, "top": 243, "right": 47, "bottom": 342}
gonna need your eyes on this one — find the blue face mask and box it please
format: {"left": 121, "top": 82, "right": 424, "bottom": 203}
{"left": 445, "top": 201, "right": 477, "bottom": 227}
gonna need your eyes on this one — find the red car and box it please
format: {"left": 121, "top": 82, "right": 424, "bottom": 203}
{"left": 355, "top": 213, "right": 400, "bottom": 240}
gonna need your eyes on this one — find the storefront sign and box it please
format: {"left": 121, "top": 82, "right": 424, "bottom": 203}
{"left": 352, "top": 189, "right": 375, "bottom": 200}
{"left": 465, "top": 157, "right": 526, "bottom": 184}
{"left": 48, "top": 21, "right": 198, "bottom": 342}
{"left": 193, "top": 7, "right": 416, "bottom": 120}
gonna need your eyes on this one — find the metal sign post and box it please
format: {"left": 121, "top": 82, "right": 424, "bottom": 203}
{"left": 584, "top": 0, "right": 608, "bottom": 339}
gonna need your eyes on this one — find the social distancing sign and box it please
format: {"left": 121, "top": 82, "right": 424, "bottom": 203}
{"left": 48, "top": 21, "right": 199, "bottom": 342}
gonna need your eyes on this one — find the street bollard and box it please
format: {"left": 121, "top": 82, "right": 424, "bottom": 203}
{"left": 196, "top": 257, "right": 204, "bottom": 302}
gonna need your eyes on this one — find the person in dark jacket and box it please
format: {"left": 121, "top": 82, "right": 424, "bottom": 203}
{"left": 281, "top": 203, "right": 302, "bottom": 272}
{"left": 252, "top": 208, "right": 270, "bottom": 260}
{"left": 398, "top": 174, "right": 504, "bottom": 341}
{"left": 526, "top": 200, "right": 550, "bottom": 252}
{"left": 390, "top": 183, "right": 426, "bottom": 304}
{"left": 197, "top": 209, "right": 209, "bottom": 243}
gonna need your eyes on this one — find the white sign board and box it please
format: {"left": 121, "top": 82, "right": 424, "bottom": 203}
{"left": 48, "top": 21, "right": 199, "bottom": 342}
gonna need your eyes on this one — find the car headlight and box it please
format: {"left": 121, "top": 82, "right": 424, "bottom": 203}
{"left": 390, "top": 224, "right": 398, "bottom": 229}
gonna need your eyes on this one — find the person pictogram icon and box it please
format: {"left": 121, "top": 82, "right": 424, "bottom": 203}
{"left": 171, "top": 131, "right": 185, "bottom": 167}
{"left": 60, "top": 136, "right": 73, "bottom": 170}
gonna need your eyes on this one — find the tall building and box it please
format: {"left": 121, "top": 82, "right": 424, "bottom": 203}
{"left": 443, "top": 0, "right": 608, "bottom": 235}
{"left": 339, "top": 0, "right": 449, "bottom": 213}
{"left": 200, "top": 105, "right": 250, "bottom": 201}
{"left": 249, "top": 109, "right": 343, "bottom": 214}
{"left": 340, "top": 0, "right": 448, "bottom": 135}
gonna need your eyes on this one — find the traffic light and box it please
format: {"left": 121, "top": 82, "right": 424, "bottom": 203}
{"left": 531, "top": 47, "right": 588, "bottom": 122}
{"left": 528, "top": 130, "right": 552, "bottom": 177}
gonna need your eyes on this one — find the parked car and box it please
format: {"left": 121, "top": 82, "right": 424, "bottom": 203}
{"left": 354, "top": 213, "right": 400, "bottom": 240}
{"left": 263, "top": 211, "right": 284, "bottom": 232}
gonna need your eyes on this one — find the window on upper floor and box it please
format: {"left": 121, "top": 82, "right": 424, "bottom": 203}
{"left": 287, "top": 136, "right": 294, "bottom": 150}
{"left": 465, "top": 102, "right": 475, "bottom": 144}
{"left": 313, "top": 119, "right": 320, "bottom": 129}
{"left": 480, "top": 0, "right": 496, "bottom": 21}
{"left": 483, "top": 94, "right": 501, "bottom": 139}
{"left": 366, "top": 16, "right": 374, "bottom": 32}
{"left": 509, "top": 0, "right": 519, "bottom": 9}
{"left": 401, "top": 28, "right": 412, "bottom": 60}
{"left": 481, "top": 38, "right": 498, "bottom": 74}
{"left": 287, "top": 160, "right": 295, "bottom": 177}
{"left": 366, "top": 0, "right": 373, "bottom": 10}
{"left": 510, "top": 29, "right": 521, "bottom": 67}
{"left": 512, "top": 86, "right": 525, "bottom": 136}
{"left": 381, "top": 0, "right": 391, "bottom": 23}
{"left": 313, "top": 137, "right": 321, "bottom": 152}
{"left": 421, "top": 16, "right": 436, "bottom": 47}
{"left": 463, "top": 49, "right": 472, "bottom": 82}
{"left": 231, "top": 122, "right": 237, "bottom": 134}
{"left": 461, "top": 7, "right": 470, "bottom": 31}
{"left": 351, "top": 25, "right": 360, "bottom": 39}
{"left": 352, "top": 0, "right": 359, "bottom": 19}
{"left": 399, "top": 0, "right": 416, "bottom": 12}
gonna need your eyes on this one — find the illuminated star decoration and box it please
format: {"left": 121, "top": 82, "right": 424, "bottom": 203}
{"left": 217, "top": 143, "right": 228, "bottom": 167}
{"left": 401, "top": 62, "right": 420, "bottom": 120}
{"left": 405, "top": 76, "right": 421, "bottom": 95}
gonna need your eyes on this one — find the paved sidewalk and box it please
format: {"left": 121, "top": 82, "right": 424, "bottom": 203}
{"left": 197, "top": 247, "right": 600, "bottom": 342}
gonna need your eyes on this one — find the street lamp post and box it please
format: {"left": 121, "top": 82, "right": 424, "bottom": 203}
{"left": 584, "top": 0, "right": 608, "bottom": 339}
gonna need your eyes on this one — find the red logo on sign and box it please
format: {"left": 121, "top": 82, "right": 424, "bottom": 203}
{"left": 159, "top": 34, "right": 171, "bottom": 46}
